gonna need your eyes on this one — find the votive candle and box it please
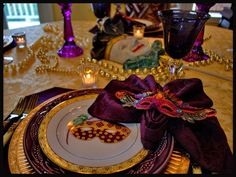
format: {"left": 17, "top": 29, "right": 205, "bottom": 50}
{"left": 12, "top": 32, "right": 27, "bottom": 48}
{"left": 133, "top": 25, "right": 145, "bottom": 40}
{"left": 78, "top": 64, "right": 99, "bottom": 88}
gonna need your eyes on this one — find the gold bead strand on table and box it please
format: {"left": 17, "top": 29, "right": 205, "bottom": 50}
{"left": 209, "top": 49, "right": 233, "bottom": 71}
{"left": 85, "top": 58, "right": 124, "bottom": 81}
{"left": 85, "top": 57, "right": 165, "bottom": 82}
{"left": 35, "top": 48, "right": 59, "bottom": 73}
{"left": 86, "top": 56, "right": 182, "bottom": 83}
{"left": 35, "top": 47, "right": 79, "bottom": 75}
{"left": 202, "top": 35, "right": 232, "bottom": 70}
{"left": 35, "top": 48, "right": 78, "bottom": 75}
{"left": 4, "top": 47, "right": 35, "bottom": 74}
{"left": 185, "top": 48, "right": 233, "bottom": 72}
{"left": 36, "top": 48, "right": 50, "bottom": 64}
{"left": 203, "top": 35, "right": 211, "bottom": 42}
{"left": 43, "top": 23, "right": 91, "bottom": 51}
{"left": 39, "top": 35, "right": 61, "bottom": 51}
{"left": 43, "top": 24, "right": 61, "bottom": 36}
{"left": 18, "top": 47, "right": 35, "bottom": 71}
{"left": 41, "top": 25, "right": 64, "bottom": 50}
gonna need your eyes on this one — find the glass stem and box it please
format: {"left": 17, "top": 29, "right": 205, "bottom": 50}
{"left": 62, "top": 4, "right": 74, "bottom": 42}
{"left": 57, "top": 3, "right": 83, "bottom": 58}
{"left": 168, "top": 59, "right": 183, "bottom": 80}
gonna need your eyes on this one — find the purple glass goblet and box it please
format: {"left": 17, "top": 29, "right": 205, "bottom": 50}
{"left": 57, "top": 3, "right": 83, "bottom": 58}
{"left": 91, "top": 3, "right": 110, "bottom": 19}
{"left": 183, "top": 3, "right": 215, "bottom": 62}
{"left": 158, "top": 10, "right": 210, "bottom": 80}
{"left": 91, "top": 3, "right": 111, "bottom": 31}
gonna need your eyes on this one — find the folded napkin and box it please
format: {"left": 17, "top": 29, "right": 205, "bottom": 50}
{"left": 88, "top": 75, "right": 233, "bottom": 174}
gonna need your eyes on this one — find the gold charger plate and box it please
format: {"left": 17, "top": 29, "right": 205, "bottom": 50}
{"left": 8, "top": 92, "right": 69, "bottom": 174}
{"left": 8, "top": 90, "right": 190, "bottom": 174}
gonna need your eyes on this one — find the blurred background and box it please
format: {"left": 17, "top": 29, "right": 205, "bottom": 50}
{"left": 3, "top": 3, "right": 233, "bottom": 30}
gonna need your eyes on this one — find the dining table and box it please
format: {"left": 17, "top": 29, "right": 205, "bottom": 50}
{"left": 3, "top": 20, "right": 233, "bottom": 174}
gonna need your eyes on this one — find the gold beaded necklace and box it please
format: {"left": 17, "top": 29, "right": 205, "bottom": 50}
{"left": 4, "top": 47, "right": 35, "bottom": 74}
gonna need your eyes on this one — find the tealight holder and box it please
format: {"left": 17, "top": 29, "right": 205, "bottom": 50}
{"left": 12, "top": 32, "right": 27, "bottom": 48}
{"left": 78, "top": 63, "right": 99, "bottom": 88}
{"left": 133, "top": 25, "right": 145, "bottom": 40}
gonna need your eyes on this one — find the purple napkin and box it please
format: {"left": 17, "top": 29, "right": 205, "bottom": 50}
{"left": 88, "top": 74, "right": 233, "bottom": 174}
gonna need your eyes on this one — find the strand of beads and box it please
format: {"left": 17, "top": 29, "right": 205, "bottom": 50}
{"left": 34, "top": 47, "right": 178, "bottom": 84}
{"left": 36, "top": 48, "right": 51, "bottom": 64}
{"left": 186, "top": 49, "right": 233, "bottom": 71}
{"left": 43, "top": 23, "right": 88, "bottom": 51}
{"left": 76, "top": 57, "right": 121, "bottom": 80}
{"left": 207, "top": 49, "right": 233, "bottom": 71}
{"left": 80, "top": 57, "right": 172, "bottom": 83}
{"left": 35, "top": 30, "right": 77, "bottom": 75}
{"left": 39, "top": 34, "right": 63, "bottom": 51}
{"left": 42, "top": 23, "right": 65, "bottom": 51}
{"left": 203, "top": 35, "right": 211, "bottom": 42}
{"left": 4, "top": 47, "right": 35, "bottom": 74}
{"left": 43, "top": 23, "right": 61, "bottom": 35}
{"left": 35, "top": 47, "right": 79, "bottom": 75}
{"left": 191, "top": 35, "right": 233, "bottom": 71}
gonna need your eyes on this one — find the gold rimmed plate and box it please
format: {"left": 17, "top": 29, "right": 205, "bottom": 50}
{"left": 38, "top": 93, "right": 148, "bottom": 174}
{"left": 133, "top": 18, "right": 154, "bottom": 27}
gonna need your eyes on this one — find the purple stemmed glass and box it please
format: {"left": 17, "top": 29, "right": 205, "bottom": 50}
{"left": 158, "top": 10, "right": 210, "bottom": 80}
{"left": 183, "top": 3, "right": 215, "bottom": 62}
{"left": 57, "top": 3, "right": 83, "bottom": 58}
{"left": 91, "top": 3, "right": 110, "bottom": 31}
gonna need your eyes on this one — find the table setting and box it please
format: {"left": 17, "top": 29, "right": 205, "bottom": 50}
{"left": 3, "top": 3, "right": 233, "bottom": 175}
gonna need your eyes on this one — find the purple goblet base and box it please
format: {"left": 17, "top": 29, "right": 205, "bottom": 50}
{"left": 183, "top": 45, "right": 209, "bottom": 62}
{"left": 57, "top": 41, "right": 83, "bottom": 58}
{"left": 183, "top": 3, "right": 215, "bottom": 62}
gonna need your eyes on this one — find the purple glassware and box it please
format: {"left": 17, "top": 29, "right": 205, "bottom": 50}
{"left": 57, "top": 3, "right": 83, "bottom": 58}
{"left": 158, "top": 10, "right": 210, "bottom": 80}
{"left": 91, "top": 3, "right": 111, "bottom": 31}
{"left": 183, "top": 3, "right": 215, "bottom": 62}
{"left": 91, "top": 3, "right": 110, "bottom": 19}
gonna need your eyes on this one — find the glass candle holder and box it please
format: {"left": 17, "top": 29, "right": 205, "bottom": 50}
{"left": 78, "top": 64, "right": 99, "bottom": 88}
{"left": 12, "top": 32, "right": 27, "bottom": 48}
{"left": 133, "top": 25, "right": 145, "bottom": 40}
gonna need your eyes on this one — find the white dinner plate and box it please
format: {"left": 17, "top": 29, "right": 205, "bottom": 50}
{"left": 38, "top": 93, "right": 148, "bottom": 174}
{"left": 3, "top": 35, "right": 13, "bottom": 48}
{"left": 134, "top": 18, "right": 154, "bottom": 27}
